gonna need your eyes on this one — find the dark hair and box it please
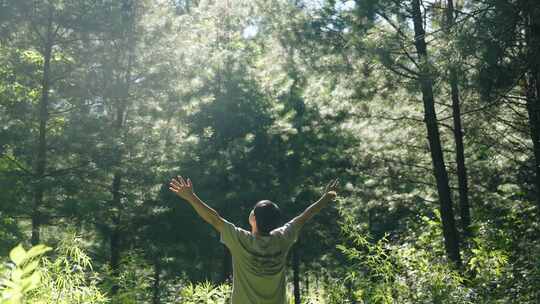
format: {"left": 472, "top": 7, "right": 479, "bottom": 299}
{"left": 253, "top": 200, "right": 282, "bottom": 234}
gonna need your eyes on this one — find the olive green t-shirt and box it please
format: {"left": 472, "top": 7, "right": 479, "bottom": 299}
{"left": 220, "top": 217, "right": 302, "bottom": 304}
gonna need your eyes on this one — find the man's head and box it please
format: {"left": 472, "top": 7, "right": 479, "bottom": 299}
{"left": 249, "top": 200, "right": 281, "bottom": 235}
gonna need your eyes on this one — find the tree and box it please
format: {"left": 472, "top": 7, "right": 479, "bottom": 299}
{"left": 522, "top": 1, "right": 540, "bottom": 214}
{"left": 445, "top": 0, "right": 471, "bottom": 239}
{"left": 66, "top": 0, "right": 187, "bottom": 297}
{"left": 0, "top": 0, "right": 106, "bottom": 245}
{"left": 410, "top": 0, "right": 461, "bottom": 266}
{"left": 287, "top": 0, "right": 463, "bottom": 266}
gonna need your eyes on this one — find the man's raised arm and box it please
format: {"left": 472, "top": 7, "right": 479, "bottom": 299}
{"left": 169, "top": 176, "right": 225, "bottom": 233}
{"left": 293, "top": 178, "right": 339, "bottom": 228}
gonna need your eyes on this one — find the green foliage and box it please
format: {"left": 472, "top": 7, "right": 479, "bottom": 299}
{"left": 335, "top": 208, "right": 540, "bottom": 304}
{"left": 320, "top": 277, "right": 353, "bottom": 304}
{"left": 33, "top": 234, "right": 107, "bottom": 304}
{"left": 106, "top": 251, "right": 153, "bottom": 304}
{"left": 0, "top": 244, "right": 51, "bottom": 304}
{"left": 337, "top": 212, "right": 472, "bottom": 304}
{"left": 177, "top": 281, "right": 231, "bottom": 304}
{"left": 1, "top": 0, "right": 540, "bottom": 303}
{"left": 0, "top": 236, "right": 107, "bottom": 304}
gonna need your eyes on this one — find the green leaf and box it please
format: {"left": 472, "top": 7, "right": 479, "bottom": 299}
{"left": 22, "top": 271, "right": 41, "bottom": 293}
{"left": 2, "top": 292, "right": 23, "bottom": 304}
{"left": 9, "top": 244, "right": 26, "bottom": 266}
{"left": 21, "top": 260, "right": 39, "bottom": 276}
{"left": 25, "top": 245, "right": 51, "bottom": 261}
{"left": 11, "top": 268, "right": 23, "bottom": 283}
{"left": 2, "top": 279, "right": 18, "bottom": 289}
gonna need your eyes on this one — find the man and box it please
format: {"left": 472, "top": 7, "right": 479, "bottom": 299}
{"left": 169, "top": 176, "right": 339, "bottom": 304}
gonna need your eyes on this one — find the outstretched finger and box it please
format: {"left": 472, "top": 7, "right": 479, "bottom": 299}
{"left": 325, "top": 179, "right": 334, "bottom": 190}
{"left": 168, "top": 186, "right": 178, "bottom": 193}
{"left": 169, "top": 182, "right": 179, "bottom": 191}
{"left": 171, "top": 178, "right": 181, "bottom": 188}
{"left": 332, "top": 178, "right": 339, "bottom": 189}
{"left": 327, "top": 178, "right": 338, "bottom": 192}
{"left": 187, "top": 178, "right": 192, "bottom": 187}
{"left": 328, "top": 178, "right": 337, "bottom": 187}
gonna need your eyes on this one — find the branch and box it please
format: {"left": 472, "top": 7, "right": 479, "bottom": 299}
{"left": 2, "top": 155, "right": 32, "bottom": 175}
{"left": 438, "top": 72, "right": 527, "bottom": 121}
{"left": 352, "top": 112, "right": 424, "bottom": 124}
{"left": 383, "top": 63, "right": 418, "bottom": 80}
{"left": 43, "top": 163, "right": 90, "bottom": 178}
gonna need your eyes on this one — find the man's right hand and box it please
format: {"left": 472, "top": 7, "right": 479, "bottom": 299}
{"left": 292, "top": 178, "right": 341, "bottom": 228}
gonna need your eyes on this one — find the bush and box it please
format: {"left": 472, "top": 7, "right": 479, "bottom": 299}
{"left": 336, "top": 211, "right": 473, "bottom": 304}
{"left": 334, "top": 206, "right": 540, "bottom": 304}
{"left": 0, "top": 234, "right": 107, "bottom": 304}
{"left": 0, "top": 244, "right": 51, "bottom": 304}
{"left": 104, "top": 250, "right": 154, "bottom": 304}
{"left": 177, "top": 281, "right": 231, "bottom": 304}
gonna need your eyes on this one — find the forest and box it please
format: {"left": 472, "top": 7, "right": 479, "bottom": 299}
{"left": 0, "top": 0, "right": 539, "bottom": 303}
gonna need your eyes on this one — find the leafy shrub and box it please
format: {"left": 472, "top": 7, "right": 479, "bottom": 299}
{"left": 318, "top": 277, "right": 353, "bottom": 304}
{"left": 34, "top": 234, "right": 107, "bottom": 304}
{"left": 105, "top": 250, "right": 154, "bottom": 304}
{"left": 336, "top": 212, "right": 473, "bottom": 304}
{"left": 0, "top": 244, "right": 51, "bottom": 304}
{"left": 0, "top": 234, "right": 107, "bottom": 304}
{"left": 177, "top": 281, "right": 231, "bottom": 304}
{"left": 334, "top": 206, "right": 540, "bottom": 304}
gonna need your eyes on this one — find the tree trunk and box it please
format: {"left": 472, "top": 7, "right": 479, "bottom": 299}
{"left": 292, "top": 245, "right": 301, "bottom": 304}
{"left": 451, "top": 71, "right": 471, "bottom": 237}
{"left": 447, "top": 0, "right": 472, "bottom": 238}
{"left": 524, "top": 2, "right": 540, "bottom": 214}
{"left": 367, "top": 208, "right": 374, "bottom": 235}
{"left": 31, "top": 11, "right": 54, "bottom": 246}
{"left": 221, "top": 245, "right": 232, "bottom": 282}
{"left": 109, "top": 96, "right": 126, "bottom": 297}
{"left": 530, "top": 76, "right": 540, "bottom": 214}
{"left": 109, "top": 226, "right": 121, "bottom": 295}
{"left": 110, "top": 174, "right": 122, "bottom": 296}
{"left": 152, "top": 258, "right": 161, "bottom": 304}
{"left": 109, "top": 23, "right": 132, "bottom": 295}
{"left": 304, "top": 272, "right": 309, "bottom": 295}
{"left": 411, "top": 0, "right": 462, "bottom": 266}
{"left": 347, "top": 279, "right": 356, "bottom": 303}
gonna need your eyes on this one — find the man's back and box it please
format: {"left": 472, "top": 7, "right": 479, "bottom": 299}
{"left": 220, "top": 218, "right": 302, "bottom": 304}
{"left": 169, "top": 176, "right": 338, "bottom": 302}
